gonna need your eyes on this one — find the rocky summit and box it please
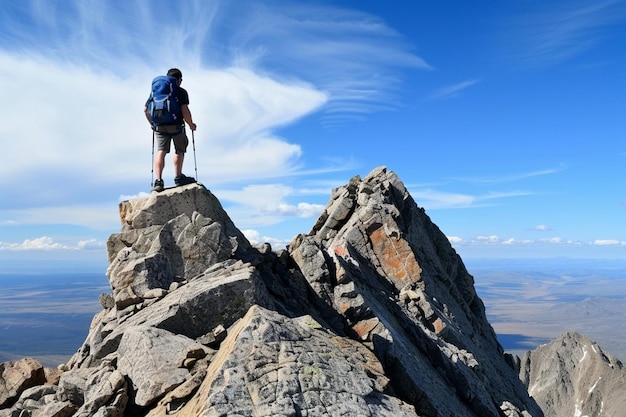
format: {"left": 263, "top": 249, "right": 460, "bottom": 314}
{"left": 0, "top": 166, "right": 620, "bottom": 416}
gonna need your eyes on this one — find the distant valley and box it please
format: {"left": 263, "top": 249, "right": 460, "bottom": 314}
{"left": 468, "top": 257, "right": 626, "bottom": 360}
{"left": 0, "top": 271, "right": 108, "bottom": 367}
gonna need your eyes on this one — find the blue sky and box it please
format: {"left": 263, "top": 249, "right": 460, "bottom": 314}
{"left": 0, "top": 0, "right": 625, "bottom": 266}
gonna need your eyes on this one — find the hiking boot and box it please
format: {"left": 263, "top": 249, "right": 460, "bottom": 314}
{"left": 153, "top": 179, "right": 164, "bottom": 192}
{"left": 175, "top": 174, "right": 196, "bottom": 186}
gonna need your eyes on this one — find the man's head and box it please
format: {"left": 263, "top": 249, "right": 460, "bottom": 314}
{"left": 167, "top": 68, "right": 183, "bottom": 81}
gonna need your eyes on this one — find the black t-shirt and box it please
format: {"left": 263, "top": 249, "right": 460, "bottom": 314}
{"left": 176, "top": 87, "right": 190, "bottom": 107}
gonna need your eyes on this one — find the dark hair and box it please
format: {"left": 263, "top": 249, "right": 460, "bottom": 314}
{"left": 167, "top": 68, "right": 183, "bottom": 80}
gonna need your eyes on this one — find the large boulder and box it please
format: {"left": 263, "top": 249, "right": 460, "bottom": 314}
{"left": 0, "top": 358, "right": 45, "bottom": 408}
{"left": 105, "top": 184, "right": 253, "bottom": 312}
{"left": 117, "top": 326, "right": 208, "bottom": 407}
{"left": 166, "top": 305, "right": 417, "bottom": 417}
{"left": 56, "top": 365, "right": 127, "bottom": 417}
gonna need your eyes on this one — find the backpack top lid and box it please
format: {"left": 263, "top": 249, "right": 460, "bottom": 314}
{"left": 151, "top": 75, "right": 178, "bottom": 98}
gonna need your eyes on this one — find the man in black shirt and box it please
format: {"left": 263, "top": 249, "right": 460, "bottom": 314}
{"left": 144, "top": 68, "right": 197, "bottom": 192}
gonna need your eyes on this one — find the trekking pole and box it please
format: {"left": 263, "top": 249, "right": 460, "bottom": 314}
{"left": 192, "top": 129, "right": 198, "bottom": 181}
{"left": 151, "top": 130, "right": 155, "bottom": 187}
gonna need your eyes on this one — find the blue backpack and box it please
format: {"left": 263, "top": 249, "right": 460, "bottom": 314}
{"left": 147, "top": 75, "right": 182, "bottom": 128}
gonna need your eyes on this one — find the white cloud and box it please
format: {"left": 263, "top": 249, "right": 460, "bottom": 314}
{"left": 0, "top": 236, "right": 77, "bottom": 251}
{"left": 452, "top": 235, "right": 584, "bottom": 248}
{"left": 119, "top": 192, "right": 151, "bottom": 202}
{"left": 476, "top": 235, "right": 502, "bottom": 244}
{"left": 447, "top": 236, "right": 463, "bottom": 244}
{"left": 0, "top": 53, "right": 149, "bottom": 182}
{"left": 242, "top": 229, "right": 292, "bottom": 249}
{"left": 0, "top": 236, "right": 106, "bottom": 252}
{"left": 217, "top": 184, "right": 294, "bottom": 207}
{"left": 215, "top": 183, "right": 326, "bottom": 230}
{"left": 77, "top": 239, "right": 106, "bottom": 250}
{"left": 262, "top": 202, "right": 325, "bottom": 218}
{"left": 242, "top": 229, "right": 261, "bottom": 243}
{"left": 540, "top": 237, "right": 565, "bottom": 244}
{"left": 592, "top": 239, "right": 624, "bottom": 246}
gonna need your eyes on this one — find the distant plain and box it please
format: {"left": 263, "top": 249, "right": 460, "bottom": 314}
{"left": 467, "top": 258, "right": 626, "bottom": 360}
{"left": 1, "top": 258, "right": 624, "bottom": 368}
{"left": 0, "top": 271, "right": 108, "bottom": 367}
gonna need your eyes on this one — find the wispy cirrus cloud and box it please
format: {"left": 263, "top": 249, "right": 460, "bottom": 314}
{"left": 429, "top": 79, "right": 480, "bottom": 100}
{"left": 506, "top": 0, "right": 626, "bottom": 68}
{"left": 226, "top": 1, "right": 432, "bottom": 126}
{"left": 409, "top": 188, "right": 531, "bottom": 210}
{"left": 451, "top": 165, "right": 566, "bottom": 185}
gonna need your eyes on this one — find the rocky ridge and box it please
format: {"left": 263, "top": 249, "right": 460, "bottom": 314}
{"left": 0, "top": 166, "right": 565, "bottom": 416}
{"left": 520, "top": 331, "right": 626, "bottom": 417}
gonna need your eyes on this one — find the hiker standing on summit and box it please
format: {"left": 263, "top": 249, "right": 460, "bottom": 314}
{"left": 144, "top": 68, "right": 197, "bottom": 192}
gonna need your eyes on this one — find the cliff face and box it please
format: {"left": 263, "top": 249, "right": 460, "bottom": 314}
{"left": 1, "top": 167, "right": 543, "bottom": 417}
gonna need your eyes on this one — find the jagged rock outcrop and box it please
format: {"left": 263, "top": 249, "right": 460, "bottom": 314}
{"left": 520, "top": 331, "right": 626, "bottom": 417}
{"left": 1, "top": 168, "right": 546, "bottom": 416}
{"left": 288, "top": 166, "right": 542, "bottom": 417}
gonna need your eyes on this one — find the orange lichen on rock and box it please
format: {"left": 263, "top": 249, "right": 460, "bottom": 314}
{"left": 369, "top": 225, "right": 422, "bottom": 290}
